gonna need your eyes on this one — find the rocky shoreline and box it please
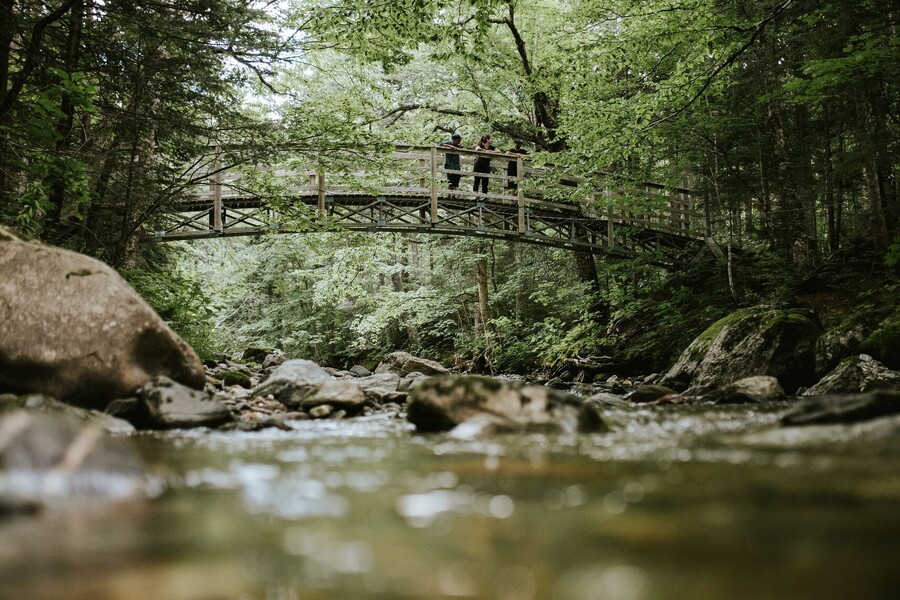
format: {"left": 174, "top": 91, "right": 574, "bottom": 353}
{"left": 2, "top": 226, "right": 900, "bottom": 513}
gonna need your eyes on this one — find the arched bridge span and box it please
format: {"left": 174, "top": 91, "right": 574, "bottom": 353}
{"left": 148, "top": 146, "right": 708, "bottom": 266}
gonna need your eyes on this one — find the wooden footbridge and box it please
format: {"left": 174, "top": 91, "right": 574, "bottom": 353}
{"left": 148, "top": 146, "right": 708, "bottom": 265}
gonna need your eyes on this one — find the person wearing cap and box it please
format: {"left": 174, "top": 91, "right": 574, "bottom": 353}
{"left": 506, "top": 140, "right": 528, "bottom": 191}
{"left": 439, "top": 134, "right": 464, "bottom": 190}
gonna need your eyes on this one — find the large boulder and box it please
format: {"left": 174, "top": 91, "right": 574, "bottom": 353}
{"left": 0, "top": 228, "right": 204, "bottom": 409}
{"left": 662, "top": 308, "right": 822, "bottom": 394}
{"left": 375, "top": 351, "right": 449, "bottom": 377}
{"left": 803, "top": 355, "right": 900, "bottom": 396}
{"left": 407, "top": 375, "right": 605, "bottom": 435}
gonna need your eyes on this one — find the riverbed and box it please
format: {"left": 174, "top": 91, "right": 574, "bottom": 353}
{"left": 1, "top": 403, "right": 898, "bottom": 600}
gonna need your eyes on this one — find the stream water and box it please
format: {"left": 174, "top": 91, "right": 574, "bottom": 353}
{"left": 1, "top": 403, "right": 898, "bottom": 600}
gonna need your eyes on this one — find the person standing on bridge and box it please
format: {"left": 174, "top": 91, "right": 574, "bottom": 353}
{"left": 473, "top": 134, "right": 500, "bottom": 195}
{"left": 439, "top": 133, "right": 464, "bottom": 190}
{"left": 505, "top": 140, "right": 528, "bottom": 191}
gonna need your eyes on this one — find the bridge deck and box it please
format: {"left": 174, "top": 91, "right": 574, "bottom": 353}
{"left": 147, "top": 146, "right": 706, "bottom": 265}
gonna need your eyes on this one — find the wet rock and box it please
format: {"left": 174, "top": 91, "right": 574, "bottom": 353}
{"left": 309, "top": 405, "right": 334, "bottom": 419}
{"left": 624, "top": 385, "right": 683, "bottom": 404}
{"left": 0, "top": 411, "right": 153, "bottom": 505}
{"left": 253, "top": 359, "right": 333, "bottom": 403}
{"left": 703, "top": 376, "right": 787, "bottom": 404}
{"left": 407, "top": 375, "right": 605, "bottom": 434}
{"left": 241, "top": 347, "right": 273, "bottom": 364}
{"left": 218, "top": 370, "right": 252, "bottom": 388}
{"left": 140, "top": 376, "right": 232, "bottom": 429}
{"left": 0, "top": 227, "right": 205, "bottom": 409}
{"left": 584, "top": 392, "right": 632, "bottom": 409}
{"left": 2, "top": 393, "right": 135, "bottom": 434}
{"left": 545, "top": 377, "right": 570, "bottom": 390}
{"left": 284, "top": 380, "right": 366, "bottom": 411}
{"left": 355, "top": 373, "right": 402, "bottom": 403}
{"left": 375, "top": 351, "right": 449, "bottom": 377}
{"left": 324, "top": 367, "right": 353, "bottom": 378}
{"left": 803, "top": 355, "right": 900, "bottom": 396}
{"left": 662, "top": 307, "right": 822, "bottom": 394}
{"left": 781, "top": 390, "right": 900, "bottom": 426}
{"left": 815, "top": 320, "right": 868, "bottom": 376}
{"left": 262, "top": 353, "right": 287, "bottom": 370}
{"left": 398, "top": 372, "right": 428, "bottom": 392}
{"left": 349, "top": 365, "right": 372, "bottom": 377}
{"left": 736, "top": 414, "right": 900, "bottom": 448}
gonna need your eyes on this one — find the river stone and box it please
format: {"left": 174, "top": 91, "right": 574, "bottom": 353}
{"left": 0, "top": 410, "right": 152, "bottom": 504}
{"left": 241, "top": 347, "right": 272, "bottom": 364}
{"left": 0, "top": 228, "right": 205, "bottom": 409}
{"left": 218, "top": 369, "right": 252, "bottom": 388}
{"left": 0, "top": 393, "right": 134, "bottom": 434}
{"left": 140, "top": 376, "right": 232, "bottom": 428}
{"left": 349, "top": 365, "right": 373, "bottom": 377}
{"left": 803, "top": 355, "right": 900, "bottom": 396}
{"left": 703, "top": 376, "right": 787, "bottom": 404}
{"left": 398, "top": 372, "right": 428, "bottom": 392}
{"left": 285, "top": 380, "right": 366, "bottom": 411}
{"left": 662, "top": 307, "right": 822, "bottom": 394}
{"left": 624, "top": 385, "right": 683, "bottom": 404}
{"left": 780, "top": 390, "right": 900, "bottom": 426}
{"left": 354, "top": 373, "right": 403, "bottom": 403}
{"left": 407, "top": 375, "right": 605, "bottom": 434}
{"left": 253, "top": 359, "right": 333, "bottom": 401}
{"left": 815, "top": 320, "right": 868, "bottom": 377}
{"left": 585, "top": 391, "right": 633, "bottom": 409}
{"left": 375, "top": 351, "right": 449, "bottom": 377}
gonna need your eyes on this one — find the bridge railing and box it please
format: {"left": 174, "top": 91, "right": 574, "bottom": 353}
{"left": 176, "top": 144, "right": 707, "bottom": 241}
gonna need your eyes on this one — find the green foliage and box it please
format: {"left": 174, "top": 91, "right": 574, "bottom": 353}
{"left": 121, "top": 263, "right": 220, "bottom": 362}
{"left": 887, "top": 237, "right": 900, "bottom": 267}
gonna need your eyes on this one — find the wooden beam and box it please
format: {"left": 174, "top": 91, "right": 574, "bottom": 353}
{"left": 430, "top": 146, "right": 438, "bottom": 223}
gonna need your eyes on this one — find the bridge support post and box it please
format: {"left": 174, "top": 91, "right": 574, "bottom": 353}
{"left": 317, "top": 170, "right": 326, "bottom": 216}
{"left": 430, "top": 146, "right": 438, "bottom": 224}
{"left": 603, "top": 185, "right": 616, "bottom": 250}
{"left": 211, "top": 148, "right": 223, "bottom": 234}
{"left": 517, "top": 155, "right": 525, "bottom": 233}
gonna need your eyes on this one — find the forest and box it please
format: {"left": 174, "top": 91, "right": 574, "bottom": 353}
{"left": 2, "top": 0, "right": 899, "bottom": 374}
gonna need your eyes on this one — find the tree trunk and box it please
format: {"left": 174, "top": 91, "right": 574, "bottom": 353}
{"left": 48, "top": 0, "right": 84, "bottom": 232}
{"left": 0, "top": 0, "right": 13, "bottom": 207}
{"left": 474, "top": 248, "right": 493, "bottom": 372}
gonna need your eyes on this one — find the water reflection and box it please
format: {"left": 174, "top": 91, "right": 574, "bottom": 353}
{"left": 1, "top": 404, "right": 899, "bottom": 599}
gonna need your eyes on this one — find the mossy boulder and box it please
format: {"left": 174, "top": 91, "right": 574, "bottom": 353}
{"left": 803, "top": 355, "right": 900, "bottom": 395}
{"left": 859, "top": 321, "right": 900, "bottom": 371}
{"left": 219, "top": 369, "right": 252, "bottom": 388}
{"left": 662, "top": 307, "right": 823, "bottom": 394}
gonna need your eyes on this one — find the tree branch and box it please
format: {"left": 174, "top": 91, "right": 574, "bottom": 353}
{"left": 0, "top": 0, "right": 81, "bottom": 118}
{"left": 643, "top": 0, "right": 793, "bottom": 131}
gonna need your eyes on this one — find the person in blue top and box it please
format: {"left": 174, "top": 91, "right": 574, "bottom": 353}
{"left": 439, "top": 133, "right": 463, "bottom": 190}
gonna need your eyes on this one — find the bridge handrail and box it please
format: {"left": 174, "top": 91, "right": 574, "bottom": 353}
{"left": 178, "top": 144, "right": 708, "bottom": 241}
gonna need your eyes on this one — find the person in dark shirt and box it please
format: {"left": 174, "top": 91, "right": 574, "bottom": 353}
{"left": 506, "top": 140, "right": 529, "bottom": 191}
{"left": 439, "top": 133, "right": 463, "bottom": 190}
{"left": 473, "top": 134, "right": 500, "bottom": 194}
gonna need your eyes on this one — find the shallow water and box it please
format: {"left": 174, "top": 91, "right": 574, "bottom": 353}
{"left": 1, "top": 404, "right": 899, "bottom": 600}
